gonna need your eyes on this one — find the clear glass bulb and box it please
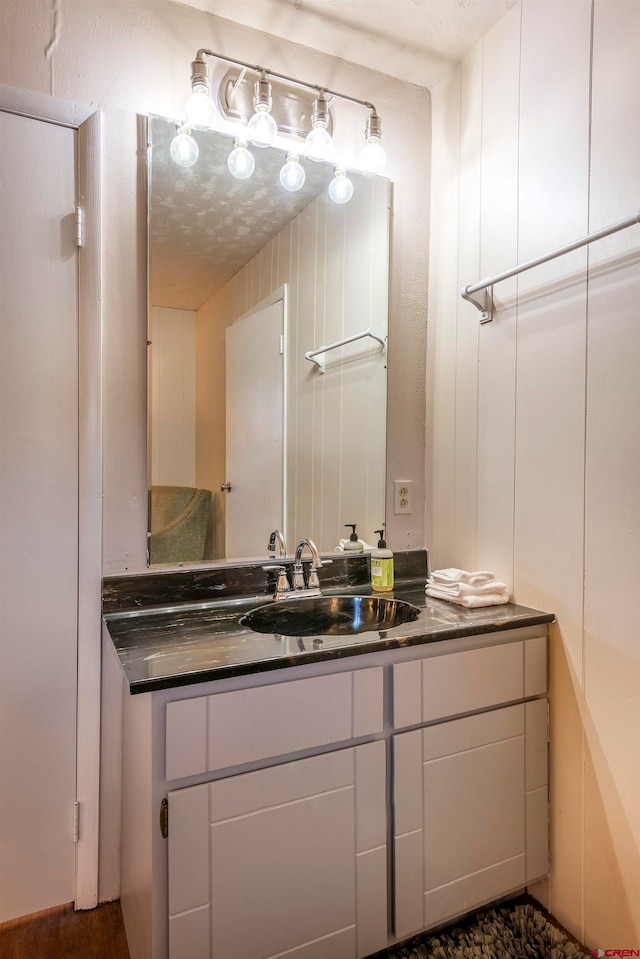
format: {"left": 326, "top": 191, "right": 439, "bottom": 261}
{"left": 279, "top": 155, "right": 306, "bottom": 192}
{"left": 359, "top": 140, "right": 387, "bottom": 174}
{"left": 305, "top": 123, "right": 333, "bottom": 162}
{"left": 227, "top": 141, "right": 255, "bottom": 180}
{"left": 170, "top": 127, "right": 199, "bottom": 168}
{"left": 247, "top": 107, "right": 278, "bottom": 147}
{"left": 184, "top": 89, "right": 216, "bottom": 129}
{"left": 328, "top": 169, "right": 353, "bottom": 204}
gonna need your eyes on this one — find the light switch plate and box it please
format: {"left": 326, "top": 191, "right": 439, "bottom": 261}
{"left": 394, "top": 480, "right": 412, "bottom": 514}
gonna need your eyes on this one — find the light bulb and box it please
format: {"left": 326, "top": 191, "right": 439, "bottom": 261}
{"left": 170, "top": 126, "right": 199, "bottom": 168}
{"left": 305, "top": 123, "right": 333, "bottom": 162}
{"left": 227, "top": 140, "right": 255, "bottom": 180}
{"left": 359, "top": 140, "right": 387, "bottom": 174}
{"left": 184, "top": 88, "right": 215, "bottom": 129}
{"left": 247, "top": 107, "right": 278, "bottom": 148}
{"left": 279, "top": 154, "right": 306, "bottom": 192}
{"left": 360, "top": 109, "right": 386, "bottom": 174}
{"left": 328, "top": 169, "right": 353, "bottom": 204}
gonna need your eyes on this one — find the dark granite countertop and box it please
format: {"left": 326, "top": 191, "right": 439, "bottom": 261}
{"left": 104, "top": 560, "right": 554, "bottom": 694}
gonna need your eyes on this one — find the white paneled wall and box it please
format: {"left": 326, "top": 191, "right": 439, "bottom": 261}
{"left": 476, "top": 5, "right": 519, "bottom": 588}
{"left": 585, "top": 0, "right": 640, "bottom": 942}
{"left": 198, "top": 179, "right": 389, "bottom": 554}
{"left": 428, "top": 0, "right": 640, "bottom": 948}
{"left": 516, "top": 3, "right": 591, "bottom": 935}
{"left": 453, "top": 42, "right": 482, "bottom": 568}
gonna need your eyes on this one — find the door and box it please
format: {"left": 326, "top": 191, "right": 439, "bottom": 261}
{"left": 224, "top": 295, "right": 285, "bottom": 557}
{"left": 0, "top": 110, "right": 79, "bottom": 920}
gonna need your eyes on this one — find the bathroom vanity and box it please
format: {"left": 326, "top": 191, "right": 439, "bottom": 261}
{"left": 104, "top": 553, "right": 553, "bottom": 959}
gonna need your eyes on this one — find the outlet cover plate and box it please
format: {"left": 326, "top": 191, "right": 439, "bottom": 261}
{"left": 394, "top": 480, "right": 412, "bottom": 514}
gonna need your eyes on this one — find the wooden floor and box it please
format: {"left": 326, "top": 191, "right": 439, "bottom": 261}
{"left": 0, "top": 901, "right": 129, "bottom": 959}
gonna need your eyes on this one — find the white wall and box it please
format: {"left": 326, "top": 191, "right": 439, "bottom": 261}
{"left": 0, "top": 0, "right": 428, "bottom": 577}
{"left": 427, "top": 0, "right": 640, "bottom": 947}
{"left": 149, "top": 307, "right": 196, "bottom": 488}
{"left": 200, "top": 178, "right": 389, "bottom": 556}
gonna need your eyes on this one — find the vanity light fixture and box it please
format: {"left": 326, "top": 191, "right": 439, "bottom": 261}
{"left": 169, "top": 123, "right": 199, "bottom": 167}
{"left": 173, "top": 49, "right": 388, "bottom": 198}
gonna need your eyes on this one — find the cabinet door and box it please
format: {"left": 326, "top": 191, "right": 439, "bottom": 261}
{"left": 393, "top": 705, "right": 528, "bottom": 938}
{"left": 168, "top": 743, "right": 387, "bottom": 959}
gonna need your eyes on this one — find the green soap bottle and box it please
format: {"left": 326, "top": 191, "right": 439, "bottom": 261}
{"left": 371, "top": 529, "right": 394, "bottom": 593}
{"left": 343, "top": 523, "right": 364, "bottom": 552}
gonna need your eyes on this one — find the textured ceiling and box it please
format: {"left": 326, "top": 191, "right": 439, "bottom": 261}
{"left": 175, "top": 0, "right": 519, "bottom": 88}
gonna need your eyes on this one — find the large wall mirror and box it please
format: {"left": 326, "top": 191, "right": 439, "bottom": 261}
{"left": 147, "top": 114, "right": 391, "bottom": 566}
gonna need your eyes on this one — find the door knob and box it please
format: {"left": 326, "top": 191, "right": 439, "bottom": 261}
{"left": 220, "top": 482, "right": 232, "bottom": 492}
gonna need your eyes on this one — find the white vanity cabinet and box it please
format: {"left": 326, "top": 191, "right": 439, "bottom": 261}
{"left": 119, "top": 626, "right": 548, "bottom": 959}
{"left": 391, "top": 635, "right": 549, "bottom": 939}
{"left": 121, "top": 665, "right": 388, "bottom": 959}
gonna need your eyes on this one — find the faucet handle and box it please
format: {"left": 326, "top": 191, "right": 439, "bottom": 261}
{"left": 262, "top": 565, "right": 291, "bottom": 598}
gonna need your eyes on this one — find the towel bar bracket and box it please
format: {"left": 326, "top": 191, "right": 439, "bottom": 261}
{"left": 460, "top": 285, "right": 493, "bottom": 324}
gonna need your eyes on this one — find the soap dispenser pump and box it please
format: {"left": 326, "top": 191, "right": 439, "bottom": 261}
{"left": 371, "top": 529, "right": 394, "bottom": 592}
{"left": 343, "top": 524, "right": 363, "bottom": 552}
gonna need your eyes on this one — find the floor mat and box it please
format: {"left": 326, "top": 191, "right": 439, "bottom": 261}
{"left": 382, "top": 903, "right": 588, "bottom": 958}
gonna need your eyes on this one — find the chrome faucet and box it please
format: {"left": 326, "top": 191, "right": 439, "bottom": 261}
{"left": 267, "top": 529, "right": 287, "bottom": 557}
{"left": 293, "top": 538, "right": 326, "bottom": 594}
{"left": 264, "top": 537, "right": 331, "bottom": 601}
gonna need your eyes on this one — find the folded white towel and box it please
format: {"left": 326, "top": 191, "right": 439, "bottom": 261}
{"left": 426, "top": 586, "right": 510, "bottom": 608}
{"left": 430, "top": 568, "right": 497, "bottom": 587}
{"left": 426, "top": 579, "right": 509, "bottom": 599}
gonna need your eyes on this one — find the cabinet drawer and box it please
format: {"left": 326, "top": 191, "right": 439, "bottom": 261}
{"left": 392, "top": 636, "right": 546, "bottom": 728}
{"left": 166, "top": 666, "right": 383, "bottom": 780}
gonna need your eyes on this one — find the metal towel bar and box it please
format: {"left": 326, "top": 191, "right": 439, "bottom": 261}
{"left": 305, "top": 327, "right": 386, "bottom": 373}
{"left": 461, "top": 209, "right": 640, "bottom": 323}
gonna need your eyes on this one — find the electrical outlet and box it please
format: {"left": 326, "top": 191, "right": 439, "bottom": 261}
{"left": 394, "top": 480, "right": 412, "bottom": 514}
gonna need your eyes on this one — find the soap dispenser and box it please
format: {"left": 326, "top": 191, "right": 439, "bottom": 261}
{"left": 371, "top": 529, "right": 394, "bottom": 592}
{"left": 343, "top": 524, "right": 364, "bottom": 552}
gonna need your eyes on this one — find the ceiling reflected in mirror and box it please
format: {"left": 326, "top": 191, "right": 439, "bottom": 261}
{"left": 149, "top": 119, "right": 339, "bottom": 311}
